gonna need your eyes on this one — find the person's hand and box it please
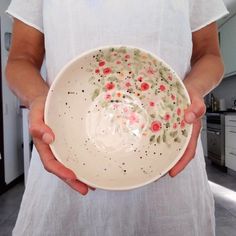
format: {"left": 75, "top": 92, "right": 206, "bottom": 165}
{"left": 28, "top": 95, "right": 90, "bottom": 195}
{"left": 168, "top": 85, "right": 206, "bottom": 177}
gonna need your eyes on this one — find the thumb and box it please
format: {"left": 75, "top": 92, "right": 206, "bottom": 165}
{"left": 184, "top": 96, "right": 206, "bottom": 124}
{"left": 28, "top": 96, "right": 55, "bottom": 144}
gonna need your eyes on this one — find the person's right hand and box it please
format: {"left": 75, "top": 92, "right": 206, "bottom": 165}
{"left": 28, "top": 95, "right": 89, "bottom": 195}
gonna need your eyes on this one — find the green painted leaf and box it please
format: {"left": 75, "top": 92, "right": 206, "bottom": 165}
{"left": 174, "top": 137, "right": 181, "bottom": 143}
{"left": 156, "top": 136, "right": 161, "bottom": 144}
{"left": 182, "top": 129, "right": 188, "bottom": 137}
{"left": 150, "top": 135, "right": 155, "bottom": 143}
{"left": 163, "top": 130, "right": 167, "bottom": 143}
{"left": 150, "top": 114, "right": 156, "bottom": 119}
{"left": 92, "top": 89, "right": 100, "bottom": 101}
{"left": 170, "top": 131, "right": 178, "bottom": 138}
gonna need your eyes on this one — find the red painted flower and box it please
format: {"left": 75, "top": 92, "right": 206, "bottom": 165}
{"left": 99, "top": 61, "right": 105, "bottom": 67}
{"left": 117, "top": 92, "right": 122, "bottom": 97}
{"left": 177, "top": 108, "right": 181, "bottom": 116}
{"left": 164, "top": 113, "right": 171, "bottom": 121}
{"left": 149, "top": 101, "right": 155, "bottom": 107}
{"left": 180, "top": 120, "right": 186, "bottom": 128}
{"left": 103, "top": 67, "right": 112, "bottom": 75}
{"left": 173, "top": 123, "right": 178, "bottom": 129}
{"left": 151, "top": 121, "right": 162, "bottom": 133}
{"left": 125, "top": 54, "right": 131, "bottom": 59}
{"left": 95, "top": 68, "right": 100, "bottom": 74}
{"left": 105, "top": 82, "right": 115, "bottom": 90}
{"left": 159, "top": 85, "right": 166, "bottom": 91}
{"left": 116, "top": 61, "right": 121, "bottom": 64}
{"left": 141, "top": 82, "right": 150, "bottom": 91}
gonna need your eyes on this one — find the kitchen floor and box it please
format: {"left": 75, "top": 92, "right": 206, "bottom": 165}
{"left": 0, "top": 161, "right": 236, "bottom": 236}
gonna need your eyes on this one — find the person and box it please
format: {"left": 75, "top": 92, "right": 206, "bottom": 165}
{"left": 5, "top": 1, "right": 228, "bottom": 235}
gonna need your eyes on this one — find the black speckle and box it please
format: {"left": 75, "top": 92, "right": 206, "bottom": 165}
{"left": 83, "top": 163, "right": 86, "bottom": 166}
{"left": 122, "top": 162, "right": 125, "bottom": 165}
{"left": 82, "top": 90, "right": 85, "bottom": 93}
{"left": 123, "top": 170, "right": 127, "bottom": 173}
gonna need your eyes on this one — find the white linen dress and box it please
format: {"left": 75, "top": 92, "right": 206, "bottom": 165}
{"left": 7, "top": 1, "right": 228, "bottom": 235}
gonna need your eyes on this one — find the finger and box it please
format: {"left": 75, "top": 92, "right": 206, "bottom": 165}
{"left": 168, "top": 120, "right": 201, "bottom": 177}
{"left": 65, "top": 179, "right": 89, "bottom": 195}
{"left": 34, "top": 138, "right": 88, "bottom": 195}
{"left": 185, "top": 97, "right": 206, "bottom": 123}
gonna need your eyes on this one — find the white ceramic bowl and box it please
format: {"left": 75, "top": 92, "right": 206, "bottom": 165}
{"left": 45, "top": 45, "right": 193, "bottom": 190}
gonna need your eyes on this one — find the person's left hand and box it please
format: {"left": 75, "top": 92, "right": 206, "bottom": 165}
{"left": 168, "top": 84, "right": 206, "bottom": 177}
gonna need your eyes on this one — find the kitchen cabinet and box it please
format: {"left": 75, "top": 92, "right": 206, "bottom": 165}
{"left": 225, "top": 115, "right": 236, "bottom": 171}
{"left": 220, "top": 15, "right": 236, "bottom": 77}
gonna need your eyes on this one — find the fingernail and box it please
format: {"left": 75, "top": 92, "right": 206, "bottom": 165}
{"left": 42, "top": 133, "right": 54, "bottom": 144}
{"left": 185, "top": 112, "right": 196, "bottom": 123}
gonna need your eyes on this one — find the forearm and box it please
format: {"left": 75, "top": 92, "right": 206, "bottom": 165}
{"left": 6, "top": 58, "right": 49, "bottom": 108}
{"left": 184, "top": 54, "right": 224, "bottom": 98}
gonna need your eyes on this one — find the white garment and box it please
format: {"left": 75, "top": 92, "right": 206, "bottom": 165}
{"left": 7, "top": 1, "right": 228, "bottom": 236}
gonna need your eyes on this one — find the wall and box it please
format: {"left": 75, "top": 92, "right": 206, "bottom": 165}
{"left": 212, "top": 77, "right": 236, "bottom": 109}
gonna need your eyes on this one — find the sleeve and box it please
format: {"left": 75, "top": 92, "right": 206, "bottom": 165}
{"left": 6, "top": 0, "right": 43, "bottom": 33}
{"left": 190, "top": 0, "right": 229, "bottom": 32}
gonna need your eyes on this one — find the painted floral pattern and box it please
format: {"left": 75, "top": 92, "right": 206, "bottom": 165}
{"left": 85, "top": 46, "right": 191, "bottom": 147}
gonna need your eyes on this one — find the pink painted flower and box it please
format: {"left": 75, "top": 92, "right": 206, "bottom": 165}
{"left": 147, "top": 67, "right": 154, "bottom": 75}
{"left": 95, "top": 68, "right": 100, "bottom": 74}
{"left": 159, "top": 85, "right": 166, "bottom": 91}
{"left": 151, "top": 121, "right": 162, "bottom": 133}
{"left": 128, "top": 63, "right": 131, "bottom": 67}
{"left": 116, "top": 61, "right": 121, "bottom": 64}
{"left": 171, "top": 94, "right": 176, "bottom": 100}
{"left": 164, "top": 113, "right": 171, "bottom": 121}
{"left": 123, "top": 107, "right": 129, "bottom": 113}
{"left": 149, "top": 101, "right": 155, "bottom": 107}
{"left": 173, "top": 123, "right": 178, "bottom": 129}
{"left": 125, "top": 82, "right": 131, "bottom": 87}
{"left": 99, "top": 61, "right": 105, "bottom": 67}
{"left": 140, "top": 82, "right": 150, "bottom": 91}
{"left": 180, "top": 120, "right": 186, "bottom": 128}
{"left": 105, "top": 82, "right": 115, "bottom": 90}
{"left": 177, "top": 108, "right": 181, "bottom": 116}
{"left": 168, "top": 75, "right": 173, "bottom": 81}
{"left": 103, "top": 67, "right": 112, "bottom": 75}
{"left": 137, "top": 76, "right": 143, "bottom": 82}
{"left": 125, "top": 54, "right": 131, "bottom": 59}
{"left": 105, "top": 93, "right": 111, "bottom": 100}
{"left": 129, "top": 113, "right": 139, "bottom": 125}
